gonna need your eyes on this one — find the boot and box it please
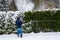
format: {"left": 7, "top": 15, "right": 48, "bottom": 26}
{"left": 20, "top": 34, "right": 22, "bottom": 38}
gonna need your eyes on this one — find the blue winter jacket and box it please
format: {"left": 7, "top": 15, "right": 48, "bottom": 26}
{"left": 16, "top": 18, "right": 23, "bottom": 28}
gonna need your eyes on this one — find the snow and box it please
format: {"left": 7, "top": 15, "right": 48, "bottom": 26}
{"left": 15, "top": 0, "right": 34, "bottom": 12}
{"left": 0, "top": 32, "right": 60, "bottom": 40}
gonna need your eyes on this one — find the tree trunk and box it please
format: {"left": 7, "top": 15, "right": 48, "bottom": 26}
{"left": 9, "top": 0, "right": 17, "bottom": 11}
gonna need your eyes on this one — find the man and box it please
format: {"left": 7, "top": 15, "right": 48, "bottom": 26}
{"left": 16, "top": 17, "right": 23, "bottom": 38}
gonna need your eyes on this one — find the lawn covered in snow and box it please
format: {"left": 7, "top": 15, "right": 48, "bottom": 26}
{"left": 0, "top": 32, "right": 60, "bottom": 40}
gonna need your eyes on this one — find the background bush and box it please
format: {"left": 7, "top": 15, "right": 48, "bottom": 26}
{"left": 24, "top": 10, "right": 60, "bottom": 33}
{"left": 0, "top": 10, "right": 60, "bottom": 34}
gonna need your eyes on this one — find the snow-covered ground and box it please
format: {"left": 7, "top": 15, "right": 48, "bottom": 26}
{"left": 0, "top": 32, "right": 60, "bottom": 40}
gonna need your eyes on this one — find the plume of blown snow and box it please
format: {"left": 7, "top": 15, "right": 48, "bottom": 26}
{"left": 15, "top": 0, "right": 34, "bottom": 12}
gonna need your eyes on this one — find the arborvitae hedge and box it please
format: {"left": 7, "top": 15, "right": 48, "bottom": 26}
{"left": 0, "top": 10, "right": 60, "bottom": 34}
{"left": 24, "top": 10, "right": 60, "bottom": 33}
